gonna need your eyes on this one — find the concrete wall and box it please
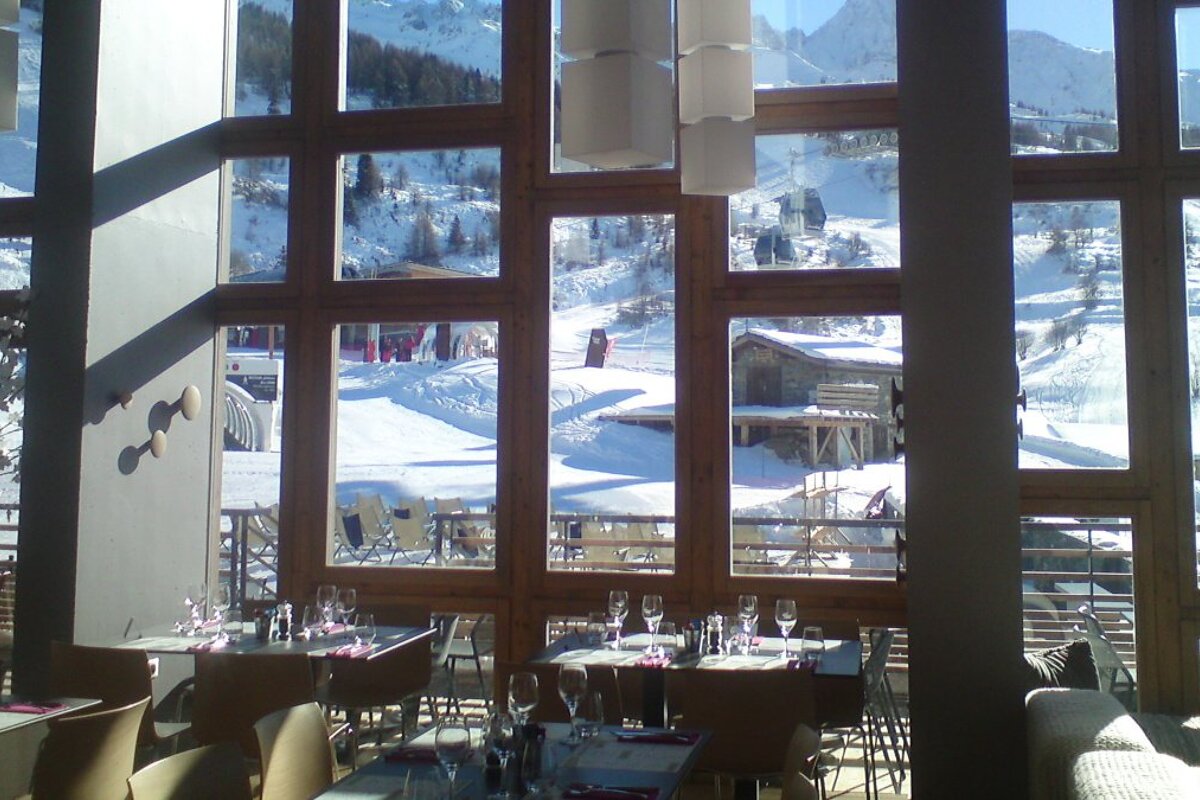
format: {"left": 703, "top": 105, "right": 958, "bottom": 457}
{"left": 14, "top": 0, "right": 224, "bottom": 697}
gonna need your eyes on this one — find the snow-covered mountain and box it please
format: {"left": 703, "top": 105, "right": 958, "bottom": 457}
{"left": 1007, "top": 30, "right": 1115, "bottom": 120}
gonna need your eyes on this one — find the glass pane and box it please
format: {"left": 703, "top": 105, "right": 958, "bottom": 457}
{"left": 1179, "top": 8, "right": 1200, "bottom": 149}
{"left": 1007, "top": 0, "right": 1117, "bottom": 155}
{"left": 333, "top": 321, "right": 498, "bottom": 569}
{"left": 233, "top": 1, "right": 293, "bottom": 117}
{"left": 751, "top": 0, "right": 897, "bottom": 88}
{"left": 344, "top": 1, "right": 501, "bottom": 111}
{"left": 0, "top": 237, "right": 31, "bottom": 290}
{"left": 729, "top": 131, "right": 899, "bottom": 272}
{"left": 1021, "top": 516, "right": 1136, "bottom": 709}
{"left": 1182, "top": 199, "right": 1200, "bottom": 580}
{"left": 0, "top": 5, "right": 43, "bottom": 195}
{"left": 226, "top": 157, "right": 290, "bottom": 283}
{"left": 550, "top": 0, "right": 675, "bottom": 174}
{"left": 1013, "top": 201, "right": 1128, "bottom": 469}
{"left": 220, "top": 325, "right": 285, "bottom": 603}
{"left": 729, "top": 316, "right": 904, "bottom": 579}
{"left": 339, "top": 149, "right": 500, "bottom": 281}
{"left": 547, "top": 216, "right": 676, "bottom": 573}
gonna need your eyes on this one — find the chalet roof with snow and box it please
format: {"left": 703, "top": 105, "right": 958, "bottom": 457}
{"left": 733, "top": 328, "right": 903, "bottom": 372}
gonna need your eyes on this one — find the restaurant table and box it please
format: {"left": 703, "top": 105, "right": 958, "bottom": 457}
{"left": 533, "top": 633, "right": 864, "bottom": 729}
{"left": 113, "top": 622, "right": 436, "bottom": 661}
{"left": 317, "top": 722, "right": 710, "bottom": 800}
{"left": 0, "top": 696, "right": 100, "bottom": 735}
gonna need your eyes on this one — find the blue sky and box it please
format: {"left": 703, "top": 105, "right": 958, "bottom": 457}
{"left": 754, "top": 0, "right": 1115, "bottom": 52}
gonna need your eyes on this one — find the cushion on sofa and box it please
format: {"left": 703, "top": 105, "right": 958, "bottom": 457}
{"left": 1133, "top": 713, "right": 1200, "bottom": 767}
{"left": 1069, "top": 750, "right": 1200, "bottom": 800}
{"left": 1023, "top": 639, "right": 1101, "bottom": 694}
{"left": 1028, "top": 689, "right": 1156, "bottom": 800}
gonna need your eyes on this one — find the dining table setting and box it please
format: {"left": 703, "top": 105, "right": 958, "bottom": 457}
{"left": 0, "top": 695, "right": 100, "bottom": 735}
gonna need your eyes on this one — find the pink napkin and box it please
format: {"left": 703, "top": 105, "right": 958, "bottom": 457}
{"left": 195, "top": 619, "right": 222, "bottom": 632}
{"left": 786, "top": 658, "right": 817, "bottom": 672}
{"left": 614, "top": 731, "right": 700, "bottom": 745}
{"left": 564, "top": 785, "right": 660, "bottom": 800}
{"left": 633, "top": 654, "right": 672, "bottom": 668}
{"left": 0, "top": 701, "right": 68, "bottom": 715}
{"left": 187, "top": 639, "right": 228, "bottom": 653}
{"left": 384, "top": 747, "right": 442, "bottom": 764}
{"left": 328, "top": 643, "right": 374, "bottom": 658}
{"left": 324, "top": 623, "right": 347, "bottom": 635}
{"left": 751, "top": 636, "right": 763, "bottom": 646}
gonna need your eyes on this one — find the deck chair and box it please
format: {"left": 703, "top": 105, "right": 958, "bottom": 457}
{"left": 332, "top": 506, "right": 381, "bottom": 564}
{"left": 574, "top": 521, "right": 624, "bottom": 569}
{"left": 732, "top": 524, "right": 771, "bottom": 571}
{"left": 353, "top": 497, "right": 392, "bottom": 562}
{"left": 624, "top": 521, "right": 658, "bottom": 564}
{"left": 30, "top": 696, "right": 150, "bottom": 800}
{"left": 435, "top": 497, "right": 494, "bottom": 562}
{"left": 389, "top": 497, "right": 435, "bottom": 565}
{"left": 1076, "top": 605, "right": 1136, "bottom": 711}
{"left": 50, "top": 641, "right": 190, "bottom": 759}
{"left": 127, "top": 741, "right": 251, "bottom": 800}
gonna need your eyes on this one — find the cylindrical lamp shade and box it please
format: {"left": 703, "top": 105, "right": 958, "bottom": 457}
{"left": 561, "top": 54, "right": 674, "bottom": 169}
{"left": 678, "top": 47, "right": 754, "bottom": 124}
{"left": 560, "top": 0, "right": 672, "bottom": 61}
{"left": 677, "top": 0, "right": 752, "bottom": 55}
{"left": 680, "top": 117, "right": 756, "bottom": 196}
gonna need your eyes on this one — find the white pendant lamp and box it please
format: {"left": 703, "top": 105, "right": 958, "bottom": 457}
{"left": 560, "top": 0, "right": 674, "bottom": 170}
{"left": 677, "top": 0, "right": 755, "bottom": 195}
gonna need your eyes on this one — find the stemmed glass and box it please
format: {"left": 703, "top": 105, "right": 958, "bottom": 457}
{"left": 508, "top": 671, "right": 539, "bottom": 725}
{"left": 210, "top": 584, "right": 232, "bottom": 642}
{"left": 336, "top": 588, "right": 357, "bottom": 635}
{"left": 183, "top": 583, "right": 207, "bottom": 635}
{"left": 737, "top": 594, "right": 758, "bottom": 655}
{"left": 302, "top": 605, "right": 323, "bottom": 640}
{"left": 316, "top": 584, "right": 338, "bottom": 627}
{"left": 607, "top": 590, "right": 628, "bottom": 650}
{"left": 641, "top": 594, "right": 664, "bottom": 655}
{"left": 557, "top": 663, "right": 588, "bottom": 745}
{"left": 775, "top": 598, "right": 797, "bottom": 657}
{"left": 483, "top": 710, "right": 516, "bottom": 799}
{"left": 435, "top": 714, "right": 472, "bottom": 800}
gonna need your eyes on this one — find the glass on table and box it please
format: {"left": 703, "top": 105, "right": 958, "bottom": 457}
{"left": 657, "top": 621, "right": 676, "bottom": 657}
{"left": 302, "top": 605, "right": 324, "bottom": 640}
{"left": 353, "top": 612, "right": 376, "bottom": 646}
{"left": 483, "top": 710, "right": 516, "bottom": 799}
{"left": 737, "top": 594, "right": 758, "bottom": 655}
{"left": 316, "top": 584, "right": 338, "bottom": 625}
{"left": 577, "top": 690, "right": 604, "bottom": 739}
{"left": 337, "top": 587, "right": 357, "bottom": 627}
{"left": 508, "top": 671, "right": 539, "bottom": 725}
{"left": 557, "top": 663, "right": 588, "bottom": 745}
{"left": 585, "top": 611, "right": 607, "bottom": 647}
{"left": 800, "top": 625, "right": 825, "bottom": 663}
{"left": 641, "top": 594, "right": 664, "bottom": 654}
{"left": 180, "top": 583, "right": 208, "bottom": 635}
{"left": 435, "top": 714, "right": 472, "bottom": 800}
{"left": 775, "top": 599, "right": 798, "bottom": 657}
{"left": 211, "top": 584, "right": 232, "bottom": 641}
{"left": 607, "top": 590, "right": 629, "bottom": 649}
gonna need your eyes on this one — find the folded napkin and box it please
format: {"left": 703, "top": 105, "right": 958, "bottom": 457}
{"left": 328, "top": 643, "right": 374, "bottom": 658}
{"left": 383, "top": 747, "right": 442, "bottom": 764}
{"left": 563, "top": 784, "right": 660, "bottom": 800}
{"left": 614, "top": 731, "right": 700, "bottom": 746}
{"left": 633, "top": 654, "right": 672, "bottom": 668}
{"left": 786, "top": 658, "right": 817, "bottom": 672}
{"left": 195, "top": 619, "right": 222, "bottom": 632}
{"left": 323, "top": 623, "right": 347, "bottom": 635}
{"left": 751, "top": 636, "right": 763, "bottom": 646}
{"left": 187, "top": 638, "right": 228, "bottom": 653}
{"left": 0, "top": 701, "right": 68, "bottom": 715}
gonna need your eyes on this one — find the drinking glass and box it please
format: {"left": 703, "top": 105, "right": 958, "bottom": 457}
{"left": 316, "top": 584, "right": 338, "bottom": 625}
{"left": 508, "top": 671, "right": 539, "bottom": 724}
{"left": 656, "top": 621, "right": 676, "bottom": 657}
{"left": 585, "top": 611, "right": 607, "bottom": 647}
{"left": 607, "top": 590, "right": 629, "bottom": 649}
{"left": 184, "top": 583, "right": 207, "bottom": 634}
{"left": 210, "top": 584, "right": 232, "bottom": 641}
{"left": 775, "top": 599, "right": 798, "bottom": 657}
{"left": 302, "top": 605, "right": 323, "bottom": 640}
{"left": 800, "top": 625, "right": 824, "bottom": 662}
{"left": 577, "top": 690, "right": 604, "bottom": 738}
{"left": 336, "top": 587, "right": 357, "bottom": 628}
{"left": 483, "top": 710, "right": 516, "bottom": 799}
{"left": 557, "top": 663, "right": 588, "bottom": 744}
{"left": 353, "top": 612, "right": 376, "bottom": 646}
{"left": 737, "top": 594, "right": 758, "bottom": 655}
{"left": 435, "top": 714, "right": 472, "bottom": 800}
{"left": 641, "top": 594, "right": 663, "bottom": 654}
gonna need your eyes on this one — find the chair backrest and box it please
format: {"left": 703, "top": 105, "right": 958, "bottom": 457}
{"left": 433, "top": 613, "right": 461, "bottom": 668}
{"left": 393, "top": 499, "right": 433, "bottom": 549}
{"left": 31, "top": 696, "right": 150, "bottom": 800}
{"left": 863, "top": 628, "right": 894, "bottom": 699}
{"left": 782, "top": 722, "right": 821, "bottom": 784}
{"left": 668, "top": 668, "right": 816, "bottom": 777}
{"left": 49, "top": 640, "right": 158, "bottom": 748}
{"left": 1076, "top": 603, "right": 1109, "bottom": 638}
{"left": 781, "top": 772, "right": 819, "bottom": 800}
{"left": 127, "top": 741, "right": 251, "bottom": 800}
{"left": 255, "top": 700, "right": 336, "bottom": 800}
{"left": 435, "top": 497, "right": 467, "bottom": 515}
{"left": 255, "top": 702, "right": 336, "bottom": 800}
{"left": 191, "top": 651, "right": 315, "bottom": 757}
{"left": 471, "top": 613, "right": 496, "bottom": 658}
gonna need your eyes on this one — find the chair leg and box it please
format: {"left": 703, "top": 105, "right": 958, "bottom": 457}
{"left": 474, "top": 656, "right": 488, "bottom": 709}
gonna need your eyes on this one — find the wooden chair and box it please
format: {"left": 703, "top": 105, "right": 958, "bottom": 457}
{"left": 191, "top": 651, "right": 315, "bottom": 757}
{"left": 784, "top": 722, "right": 833, "bottom": 800}
{"left": 49, "top": 640, "right": 190, "bottom": 754}
{"left": 667, "top": 668, "right": 816, "bottom": 782}
{"left": 255, "top": 702, "right": 338, "bottom": 800}
{"left": 29, "top": 696, "right": 149, "bottom": 800}
{"left": 127, "top": 741, "right": 251, "bottom": 800}
{"left": 446, "top": 613, "right": 495, "bottom": 709}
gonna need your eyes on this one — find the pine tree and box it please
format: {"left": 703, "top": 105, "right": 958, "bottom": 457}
{"left": 406, "top": 211, "right": 440, "bottom": 263}
{"left": 447, "top": 215, "right": 466, "bottom": 253}
{"left": 355, "top": 154, "right": 383, "bottom": 200}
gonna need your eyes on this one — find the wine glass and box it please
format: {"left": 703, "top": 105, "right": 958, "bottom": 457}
{"left": 641, "top": 594, "right": 664, "bottom": 654}
{"left": 607, "top": 590, "right": 629, "bottom": 649}
{"left": 557, "top": 663, "right": 588, "bottom": 745}
{"left": 801, "top": 625, "right": 824, "bottom": 663}
{"left": 302, "top": 605, "right": 323, "bottom": 640}
{"left": 336, "top": 588, "right": 357, "bottom": 632}
{"left": 435, "top": 714, "right": 472, "bottom": 800}
{"left": 737, "top": 594, "right": 758, "bottom": 655}
{"left": 353, "top": 612, "right": 376, "bottom": 646}
{"left": 483, "top": 710, "right": 516, "bottom": 799}
{"left": 210, "top": 584, "right": 232, "bottom": 641}
{"left": 775, "top": 598, "right": 798, "bottom": 657}
{"left": 316, "top": 584, "right": 338, "bottom": 626}
{"left": 508, "top": 671, "right": 539, "bottom": 724}
{"left": 184, "top": 583, "right": 207, "bottom": 634}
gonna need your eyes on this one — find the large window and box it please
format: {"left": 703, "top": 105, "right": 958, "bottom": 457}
{"left": 751, "top": 0, "right": 897, "bottom": 88}
{"left": 0, "top": 4, "right": 42, "bottom": 195}
{"left": 232, "top": 1, "right": 293, "bottom": 117}
{"left": 225, "top": 158, "right": 291, "bottom": 284}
